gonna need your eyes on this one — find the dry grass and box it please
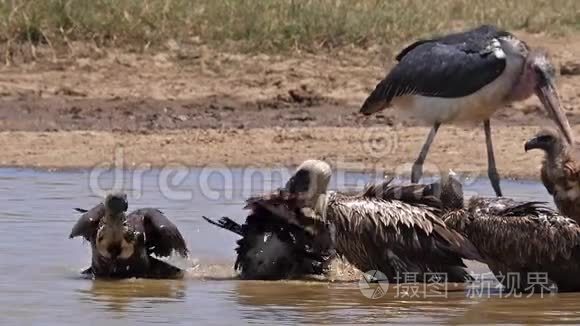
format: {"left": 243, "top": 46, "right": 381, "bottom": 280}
{"left": 0, "top": 0, "right": 579, "bottom": 56}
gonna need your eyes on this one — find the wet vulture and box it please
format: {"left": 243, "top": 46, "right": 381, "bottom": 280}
{"left": 437, "top": 174, "right": 580, "bottom": 292}
{"left": 202, "top": 189, "right": 336, "bottom": 280}
{"left": 69, "top": 193, "right": 189, "bottom": 279}
{"left": 296, "top": 160, "right": 483, "bottom": 282}
{"left": 525, "top": 128, "right": 580, "bottom": 222}
{"left": 209, "top": 159, "right": 481, "bottom": 282}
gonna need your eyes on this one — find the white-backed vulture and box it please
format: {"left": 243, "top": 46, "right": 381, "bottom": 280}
{"left": 439, "top": 174, "right": 580, "bottom": 292}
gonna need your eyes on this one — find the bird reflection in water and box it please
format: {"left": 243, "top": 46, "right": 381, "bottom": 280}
{"left": 77, "top": 279, "right": 187, "bottom": 313}
{"left": 232, "top": 280, "right": 471, "bottom": 324}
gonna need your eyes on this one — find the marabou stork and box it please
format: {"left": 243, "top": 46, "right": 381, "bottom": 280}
{"left": 361, "top": 25, "right": 574, "bottom": 197}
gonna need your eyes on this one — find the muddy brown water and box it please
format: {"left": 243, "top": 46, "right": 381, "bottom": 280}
{"left": 1, "top": 167, "right": 579, "bottom": 325}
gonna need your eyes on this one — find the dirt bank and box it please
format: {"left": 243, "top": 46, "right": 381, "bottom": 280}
{"left": 2, "top": 32, "right": 580, "bottom": 179}
{"left": 0, "top": 125, "right": 563, "bottom": 180}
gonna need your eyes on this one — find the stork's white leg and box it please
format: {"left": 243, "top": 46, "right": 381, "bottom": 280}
{"left": 484, "top": 120, "right": 502, "bottom": 197}
{"left": 411, "top": 123, "right": 440, "bottom": 183}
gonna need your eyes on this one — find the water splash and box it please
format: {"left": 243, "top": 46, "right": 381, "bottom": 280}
{"left": 149, "top": 250, "right": 237, "bottom": 279}
{"left": 326, "top": 258, "right": 362, "bottom": 282}
{"left": 185, "top": 263, "right": 238, "bottom": 280}
{"left": 185, "top": 257, "right": 362, "bottom": 282}
{"left": 150, "top": 250, "right": 199, "bottom": 271}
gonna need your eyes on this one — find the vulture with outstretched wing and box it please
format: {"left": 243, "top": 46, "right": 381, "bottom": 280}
{"left": 70, "top": 193, "right": 189, "bottom": 279}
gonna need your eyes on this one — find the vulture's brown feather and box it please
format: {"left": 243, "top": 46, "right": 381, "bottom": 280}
{"left": 525, "top": 129, "right": 580, "bottom": 222}
{"left": 69, "top": 195, "right": 189, "bottom": 279}
{"left": 440, "top": 172, "right": 580, "bottom": 292}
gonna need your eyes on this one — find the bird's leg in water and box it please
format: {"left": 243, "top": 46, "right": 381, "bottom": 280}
{"left": 484, "top": 120, "right": 502, "bottom": 197}
{"left": 411, "top": 122, "right": 441, "bottom": 183}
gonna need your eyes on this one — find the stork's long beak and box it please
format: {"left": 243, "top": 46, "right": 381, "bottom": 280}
{"left": 535, "top": 77, "right": 574, "bottom": 144}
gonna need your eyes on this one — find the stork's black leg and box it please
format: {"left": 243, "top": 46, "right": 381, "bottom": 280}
{"left": 484, "top": 120, "right": 502, "bottom": 197}
{"left": 411, "top": 122, "right": 440, "bottom": 183}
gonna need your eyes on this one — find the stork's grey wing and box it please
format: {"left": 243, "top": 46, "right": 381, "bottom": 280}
{"left": 69, "top": 203, "right": 105, "bottom": 240}
{"left": 127, "top": 208, "right": 189, "bottom": 257}
{"left": 395, "top": 25, "right": 510, "bottom": 61}
{"left": 361, "top": 33, "right": 506, "bottom": 114}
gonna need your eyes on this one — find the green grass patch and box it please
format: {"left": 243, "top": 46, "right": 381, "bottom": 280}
{"left": 0, "top": 0, "right": 579, "bottom": 54}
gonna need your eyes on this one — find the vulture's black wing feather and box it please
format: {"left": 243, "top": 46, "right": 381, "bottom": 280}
{"left": 69, "top": 203, "right": 105, "bottom": 241}
{"left": 127, "top": 208, "right": 189, "bottom": 257}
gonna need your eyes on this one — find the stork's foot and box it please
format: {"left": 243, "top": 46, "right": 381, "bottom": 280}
{"left": 488, "top": 168, "right": 503, "bottom": 197}
{"left": 411, "top": 163, "right": 423, "bottom": 184}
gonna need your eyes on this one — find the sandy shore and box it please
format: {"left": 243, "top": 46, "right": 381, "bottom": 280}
{"left": 0, "top": 125, "right": 556, "bottom": 180}
{"left": 2, "top": 31, "right": 580, "bottom": 179}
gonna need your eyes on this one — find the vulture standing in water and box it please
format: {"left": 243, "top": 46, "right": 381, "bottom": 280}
{"left": 214, "top": 159, "right": 481, "bottom": 282}
{"left": 70, "top": 193, "right": 189, "bottom": 279}
{"left": 437, "top": 174, "right": 580, "bottom": 292}
{"left": 202, "top": 189, "right": 336, "bottom": 280}
{"left": 525, "top": 129, "right": 580, "bottom": 222}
